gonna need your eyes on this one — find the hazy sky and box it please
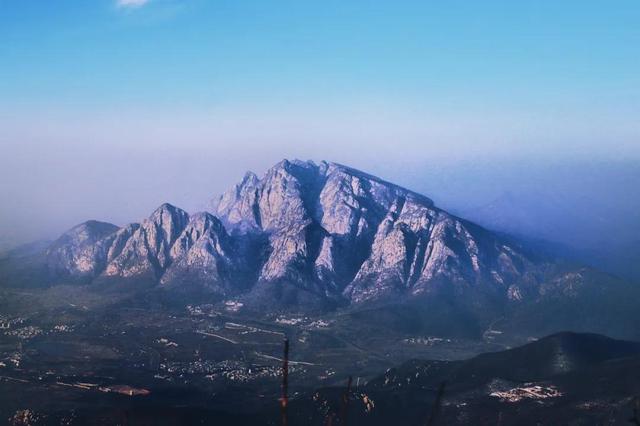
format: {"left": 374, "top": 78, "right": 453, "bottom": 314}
{"left": 1, "top": 0, "right": 639, "bottom": 246}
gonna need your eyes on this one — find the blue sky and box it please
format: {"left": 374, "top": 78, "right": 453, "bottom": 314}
{"left": 2, "top": 0, "right": 639, "bottom": 111}
{"left": 0, "top": 0, "right": 639, "bottom": 244}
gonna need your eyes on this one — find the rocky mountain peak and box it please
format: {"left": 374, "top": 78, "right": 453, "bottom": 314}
{"left": 46, "top": 220, "right": 119, "bottom": 279}
{"left": 53, "top": 220, "right": 119, "bottom": 244}
{"left": 148, "top": 203, "right": 189, "bottom": 230}
{"left": 101, "top": 203, "right": 190, "bottom": 280}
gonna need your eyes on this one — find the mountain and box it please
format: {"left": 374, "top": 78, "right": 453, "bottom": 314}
{"left": 2, "top": 159, "right": 635, "bottom": 337}
{"left": 37, "top": 160, "right": 549, "bottom": 306}
{"left": 287, "top": 332, "right": 640, "bottom": 425}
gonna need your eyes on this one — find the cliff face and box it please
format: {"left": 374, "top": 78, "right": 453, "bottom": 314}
{"left": 159, "top": 212, "right": 239, "bottom": 294}
{"left": 46, "top": 160, "right": 548, "bottom": 307}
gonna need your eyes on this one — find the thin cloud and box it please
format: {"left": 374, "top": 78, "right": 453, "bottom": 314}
{"left": 116, "top": 0, "right": 150, "bottom": 8}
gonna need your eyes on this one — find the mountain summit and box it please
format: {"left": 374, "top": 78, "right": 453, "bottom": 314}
{"left": 42, "top": 160, "right": 626, "bottom": 318}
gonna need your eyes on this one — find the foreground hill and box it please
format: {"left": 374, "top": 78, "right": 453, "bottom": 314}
{"left": 289, "top": 332, "right": 640, "bottom": 425}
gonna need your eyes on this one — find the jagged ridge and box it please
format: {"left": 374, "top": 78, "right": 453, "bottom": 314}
{"left": 46, "top": 159, "right": 551, "bottom": 307}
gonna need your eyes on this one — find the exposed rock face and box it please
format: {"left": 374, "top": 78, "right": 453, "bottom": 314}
{"left": 46, "top": 159, "right": 551, "bottom": 307}
{"left": 46, "top": 204, "right": 241, "bottom": 296}
{"left": 104, "top": 204, "right": 189, "bottom": 280}
{"left": 47, "top": 221, "right": 119, "bottom": 279}
{"left": 160, "top": 212, "right": 238, "bottom": 294}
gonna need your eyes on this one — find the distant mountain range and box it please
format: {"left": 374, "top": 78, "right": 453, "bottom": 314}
{"left": 2, "top": 159, "right": 638, "bottom": 338}
{"left": 460, "top": 190, "right": 640, "bottom": 282}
